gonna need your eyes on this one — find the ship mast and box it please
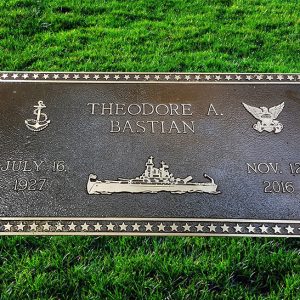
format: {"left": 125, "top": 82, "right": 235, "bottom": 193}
{"left": 145, "top": 156, "right": 154, "bottom": 178}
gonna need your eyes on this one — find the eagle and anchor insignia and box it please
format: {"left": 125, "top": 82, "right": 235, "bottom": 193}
{"left": 25, "top": 101, "right": 50, "bottom": 132}
{"left": 242, "top": 102, "right": 285, "bottom": 133}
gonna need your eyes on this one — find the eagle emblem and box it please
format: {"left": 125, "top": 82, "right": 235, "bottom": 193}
{"left": 242, "top": 102, "right": 284, "bottom": 133}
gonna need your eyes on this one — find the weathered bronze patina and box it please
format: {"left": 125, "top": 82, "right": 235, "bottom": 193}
{"left": 0, "top": 72, "right": 299, "bottom": 236}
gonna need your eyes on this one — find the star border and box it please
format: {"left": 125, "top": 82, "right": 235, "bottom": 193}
{"left": 0, "top": 72, "right": 299, "bottom": 83}
{"left": 1, "top": 218, "right": 300, "bottom": 237}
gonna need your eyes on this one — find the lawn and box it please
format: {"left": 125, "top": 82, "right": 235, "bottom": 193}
{"left": 0, "top": 0, "right": 300, "bottom": 299}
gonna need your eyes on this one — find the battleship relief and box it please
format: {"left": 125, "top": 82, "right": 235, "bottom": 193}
{"left": 87, "top": 156, "right": 220, "bottom": 195}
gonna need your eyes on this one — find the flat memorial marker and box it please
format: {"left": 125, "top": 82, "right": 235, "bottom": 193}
{"left": 0, "top": 72, "right": 300, "bottom": 236}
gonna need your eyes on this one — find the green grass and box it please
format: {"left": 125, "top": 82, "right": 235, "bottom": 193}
{"left": 1, "top": 237, "right": 300, "bottom": 299}
{"left": 0, "top": 0, "right": 300, "bottom": 299}
{"left": 0, "top": 0, "right": 299, "bottom": 72}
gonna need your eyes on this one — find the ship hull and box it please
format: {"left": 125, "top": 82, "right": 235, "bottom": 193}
{"left": 87, "top": 179, "right": 219, "bottom": 195}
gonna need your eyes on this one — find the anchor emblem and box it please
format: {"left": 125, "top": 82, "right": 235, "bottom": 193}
{"left": 25, "top": 101, "right": 50, "bottom": 132}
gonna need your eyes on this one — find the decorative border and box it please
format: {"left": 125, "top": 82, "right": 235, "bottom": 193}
{"left": 1, "top": 218, "right": 300, "bottom": 237}
{"left": 0, "top": 72, "right": 299, "bottom": 83}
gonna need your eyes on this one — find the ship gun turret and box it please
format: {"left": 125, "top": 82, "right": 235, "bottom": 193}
{"left": 182, "top": 176, "right": 193, "bottom": 184}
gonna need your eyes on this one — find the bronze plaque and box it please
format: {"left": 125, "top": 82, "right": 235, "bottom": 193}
{"left": 0, "top": 72, "right": 300, "bottom": 236}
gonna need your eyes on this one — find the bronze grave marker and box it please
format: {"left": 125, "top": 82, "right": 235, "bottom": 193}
{"left": 0, "top": 72, "right": 300, "bottom": 236}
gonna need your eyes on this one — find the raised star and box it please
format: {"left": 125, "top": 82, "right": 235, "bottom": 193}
{"left": 104, "top": 75, "right": 110, "bottom": 80}
{"left": 184, "top": 75, "right": 190, "bottom": 80}
{"left": 195, "top": 75, "right": 201, "bottom": 80}
{"left": 259, "top": 225, "right": 268, "bottom": 233}
{"left": 157, "top": 223, "right": 165, "bottom": 231}
{"left": 154, "top": 75, "right": 160, "bottom": 80}
{"left": 93, "top": 74, "right": 100, "bottom": 80}
{"left": 277, "top": 75, "right": 284, "bottom": 81}
{"left": 183, "top": 223, "right": 191, "bottom": 231}
{"left": 145, "top": 222, "right": 153, "bottom": 231}
{"left": 164, "top": 75, "right": 171, "bottom": 80}
{"left": 114, "top": 75, "right": 120, "bottom": 80}
{"left": 119, "top": 222, "right": 128, "bottom": 231}
{"left": 22, "top": 73, "right": 29, "bottom": 79}
{"left": 17, "top": 222, "right": 25, "bottom": 231}
{"left": 83, "top": 74, "right": 90, "bottom": 80}
{"left": 221, "top": 224, "right": 229, "bottom": 232}
{"left": 53, "top": 74, "right": 59, "bottom": 79}
{"left": 68, "top": 222, "right": 76, "bottom": 231}
{"left": 215, "top": 75, "right": 222, "bottom": 81}
{"left": 256, "top": 75, "right": 263, "bottom": 80}
{"left": 235, "top": 75, "right": 242, "bottom": 80}
{"left": 81, "top": 222, "right": 89, "bottom": 231}
{"left": 272, "top": 225, "right": 281, "bottom": 233}
{"left": 56, "top": 222, "right": 64, "bottom": 231}
{"left": 247, "top": 224, "right": 255, "bottom": 233}
{"left": 285, "top": 225, "right": 294, "bottom": 234}
{"left": 287, "top": 75, "right": 294, "bottom": 81}
{"left": 12, "top": 73, "right": 19, "bottom": 79}
{"left": 205, "top": 75, "right": 211, "bottom": 80}
{"left": 208, "top": 224, "right": 216, "bottom": 232}
{"left": 1, "top": 73, "right": 8, "bottom": 79}
{"left": 195, "top": 224, "right": 204, "bottom": 232}
{"left": 175, "top": 75, "right": 181, "bottom": 80}
{"left": 170, "top": 223, "right": 178, "bottom": 231}
{"left": 107, "top": 222, "right": 115, "bottom": 231}
{"left": 144, "top": 75, "right": 150, "bottom": 80}
{"left": 124, "top": 75, "right": 130, "bottom": 80}
{"left": 132, "top": 223, "right": 140, "bottom": 231}
{"left": 63, "top": 74, "right": 70, "bottom": 79}
{"left": 42, "top": 222, "right": 51, "bottom": 231}
{"left": 73, "top": 74, "right": 80, "bottom": 79}
{"left": 234, "top": 224, "right": 242, "bottom": 233}
{"left": 29, "top": 223, "right": 38, "bottom": 231}
{"left": 94, "top": 223, "right": 101, "bottom": 231}
{"left": 134, "top": 75, "right": 140, "bottom": 80}
{"left": 246, "top": 75, "right": 252, "bottom": 80}
{"left": 41, "top": 74, "right": 49, "bottom": 79}
{"left": 225, "top": 75, "right": 232, "bottom": 80}
{"left": 4, "top": 223, "right": 12, "bottom": 231}
{"left": 33, "top": 74, "right": 39, "bottom": 79}
{"left": 266, "top": 75, "right": 273, "bottom": 80}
